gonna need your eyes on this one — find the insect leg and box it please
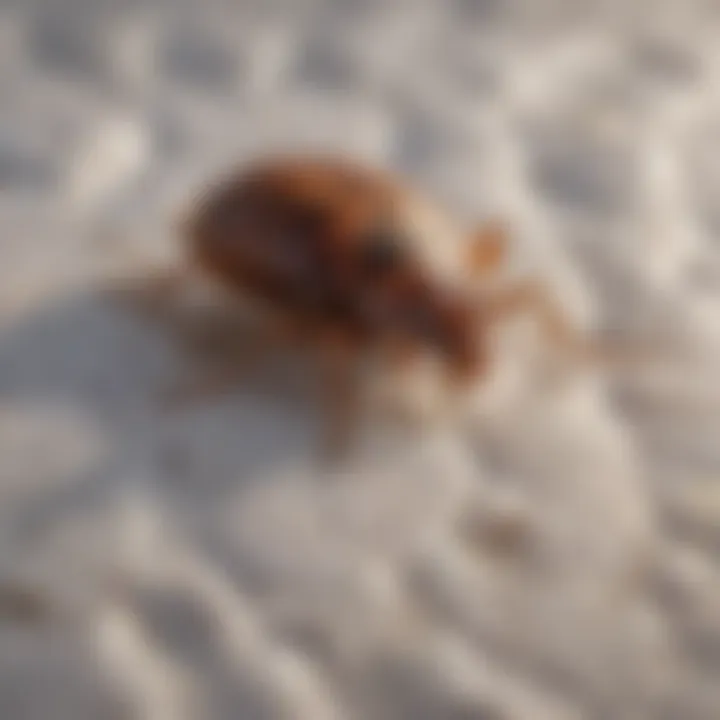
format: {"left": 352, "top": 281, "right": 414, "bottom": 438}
{"left": 466, "top": 221, "right": 509, "bottom": 278}
{"left": 158, "top": 315, "right": 311, "bottom": 411}
{"left": 481, "top": 279, "right": 654, "bottom": 366}
{"left": 314, "top": 330, "right": 362, "bottom": 462}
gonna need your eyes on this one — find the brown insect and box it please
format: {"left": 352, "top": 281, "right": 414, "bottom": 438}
{"left": 145, "top": 154, "right": 620, "bottom": 458}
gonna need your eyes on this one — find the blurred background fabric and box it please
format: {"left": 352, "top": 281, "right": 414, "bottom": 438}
{"left": 1, "top": 0, "right": 720, "bottom": 718}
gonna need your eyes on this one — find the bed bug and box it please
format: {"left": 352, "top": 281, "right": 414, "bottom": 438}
{"left": 146, "top": 154, "right": 620, "bottom": 458}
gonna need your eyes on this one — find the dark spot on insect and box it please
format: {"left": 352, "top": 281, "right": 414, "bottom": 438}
{"left": 409, "top": 305, "right": 450, "bottom": 349}
{"left": 292, "top": 203, "right": 328, "bottom": 239}
{"left": 359, "top": 223, "right": 406, "bottom": 276}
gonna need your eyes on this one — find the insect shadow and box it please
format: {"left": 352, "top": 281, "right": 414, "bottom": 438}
{"left": 0, "top": 279, "right": 331, "bottom": 547}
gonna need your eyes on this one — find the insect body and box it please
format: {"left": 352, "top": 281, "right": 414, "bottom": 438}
{"left": 166, "top": 154, "right": 598, "bottom": 457}
{"left": 184, "top": 156, "right": 486, "bottom": 374}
